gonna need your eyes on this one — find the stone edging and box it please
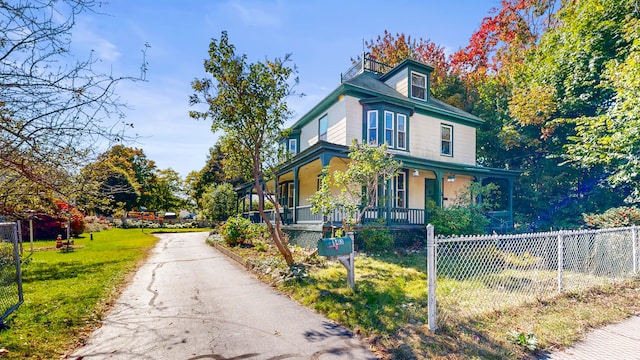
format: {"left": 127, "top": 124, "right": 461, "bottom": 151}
{"left": 212, "top": 241, "right": 250, "bottom": 268}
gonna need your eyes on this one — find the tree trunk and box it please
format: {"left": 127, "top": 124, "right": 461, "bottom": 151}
{"left": 254, "top": 181, "right": 294, "bottom": 266}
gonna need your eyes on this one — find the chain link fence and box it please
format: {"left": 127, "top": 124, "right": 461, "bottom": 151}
{"left": 426, "top": 225, "right": 639, "bottom": 330}
{"left": 0, "top": 222, "right": 23, "bottom": 324}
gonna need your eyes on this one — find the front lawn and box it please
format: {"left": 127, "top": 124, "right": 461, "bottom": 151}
{"left": 0, "top": 229, "right": 159, "bottom": 359}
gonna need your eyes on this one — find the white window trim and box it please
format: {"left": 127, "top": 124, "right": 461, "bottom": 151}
{"left": 287, "top": 182, "right": 294, "bottom": 207}
{"left": 441, "top": 124, "right": 453, "bottom": 156}
{"left": 288, "top": 138, "right": 297, "bottom": 154}
{"left": 411, "top": 71, "right": 427, "bottom": 100}
{"left": 396, "top": 114, "right": 407, "bottom": 150}
{"left": 395, "top": 172, "right": 406, "bottom": 208}
{"left": 319, "top": 115, "right": 328, "bottom": 141}
{"left": 384, "top": 111, "right": 394, "bottom": 147}
{"left": 367, "top": 110, "right": 378, "bottom": 145}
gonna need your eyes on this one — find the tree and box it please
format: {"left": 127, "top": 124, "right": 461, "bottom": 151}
{"left": 189, "top": 31, "right": 298, "bottom": 266}
{"left": 309, "top": 140, "right": 401, "bottom": 231}
{"left": 201, "top": 183, "right": 237, "bottom": 222}
{"left": 152, "top": 168, "right": 187, "bottom": 212}
{"left": 0, "top": 0, "right": 145, "bottom": 217}
{"left": 563, "top": 4, "right": 640, "bottom": 202}
{"left": 185, "top": 143, "right": 233, "bottom": 211}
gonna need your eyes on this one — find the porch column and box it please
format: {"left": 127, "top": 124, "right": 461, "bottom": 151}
{"left": 293, "top": 166, "right": 299, "bottom": 224}
{"left": 435, "top": 170, "right": 443, "bottom": 207}
{"left": 386, "top": 177, "right": 393, "bottom": 225}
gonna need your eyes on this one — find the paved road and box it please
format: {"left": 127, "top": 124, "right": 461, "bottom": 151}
{"left": 72, "top": 232, "right": 377, "bottom": 359}
{"left": 537, "top": 315, "right": 640, "bottom": 360}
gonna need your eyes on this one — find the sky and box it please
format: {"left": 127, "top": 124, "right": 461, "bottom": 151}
{"left": 71, "top": 0, "right": 502, "bottom": 178}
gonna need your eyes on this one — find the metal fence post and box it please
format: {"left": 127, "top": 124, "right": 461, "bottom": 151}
{"left": 633, "top": 226, "right": 638, "bottom": 275}
{"left": 427, "top": 224, "right": 437, "bottom": 332}
{"left": 12, "top": 223, "right": 23, "bottom": 303}
{"left": 557, "top": 230, "right": 564, "bottom": 294}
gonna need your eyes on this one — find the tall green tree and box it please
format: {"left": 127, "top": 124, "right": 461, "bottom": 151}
{"left": 189, "top": 31, "right": 298, "bottom": 266}
{"left": 201, "top": 183, "right": 237, "bottom": 222}
{"left": 505, "top": 0, "right": 636, "bottom": 226}
{"left": 564, "top": 5, "right": 640, "bottom": 202}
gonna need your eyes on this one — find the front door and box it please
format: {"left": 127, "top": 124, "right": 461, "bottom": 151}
{"left": 425, "top": 178, "right": 438, "bottom": 208}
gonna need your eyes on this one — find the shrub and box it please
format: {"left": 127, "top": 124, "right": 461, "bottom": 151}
{"left": 359, "top": 221, "right": 394, "bottom": 253}
{"left": 428, "top": 203, "right": 489, "bottom": 236}
{"left": 253, "top": 239, "right": 270, "bottom": 252}
{"left": 583, "top": 206, "right": 640, "bottom": 228}
{"left": 218, "top": 215, "right": 252, "bottom": 246}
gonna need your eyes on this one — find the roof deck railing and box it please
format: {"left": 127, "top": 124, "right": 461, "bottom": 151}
{"left": 340, "top": 55, "right": 392, "bottom": 83}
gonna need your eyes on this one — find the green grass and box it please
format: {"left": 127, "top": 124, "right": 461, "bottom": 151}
{"left": 0, "top": 229, "right": 159, "bottom": 359}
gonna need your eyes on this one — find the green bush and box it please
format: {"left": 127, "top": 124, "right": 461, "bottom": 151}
{"left": 428, "top": 203, "right": 489, "bottom": 236}
{"left": 218, "top": 215, "right": 251, "bottom": 246}
{"left": 359, "top": 221, "right": 394, "bottom": 253}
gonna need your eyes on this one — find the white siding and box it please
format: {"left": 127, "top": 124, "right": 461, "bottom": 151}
{"left": 408, "top": 113, "right": 476, "bottom": 165}
{"left": 384, "top": 70, "right": 409, "bottom": 97}
{"left": 344, "top": 96, "right": 363, "bottom": 143}
{"left": 300, "top": 95, "right": 349, "bottom": 151}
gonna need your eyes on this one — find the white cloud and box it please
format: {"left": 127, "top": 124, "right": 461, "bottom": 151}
{"left": 73, "top": 18, "right": 122, "bottom": 63}
{"left": 226, "top": 0, "right": 283, "bottom": 27}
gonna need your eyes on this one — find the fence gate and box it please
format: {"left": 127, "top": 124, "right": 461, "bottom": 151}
{"left": 0, "top": 222, "right": 23, "bottom": 325}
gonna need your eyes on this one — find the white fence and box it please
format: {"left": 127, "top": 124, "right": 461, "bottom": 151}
{"left": 426, "top": 225, "right": 639, "bottom": 331}
{"left": 0, "top": 222, "right": 23, "bottom": 325}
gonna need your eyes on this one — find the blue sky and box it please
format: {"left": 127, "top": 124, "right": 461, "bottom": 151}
{"left": 72, "top": 0, "right": 501, "bottom": 178}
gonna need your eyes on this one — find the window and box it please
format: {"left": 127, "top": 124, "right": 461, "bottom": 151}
{"left": 441, "top": 124, "right": 453, "bottom": 156}
{"left": 411, "top": 72, "right": 427, "bottom": 100}
{"left": 395, "top": 172, "right": 406, "bottom": 208}
{"left": 287, "top": 182, "right": 294, "bottom": 207}
{"left": 397, "top": 114, "right": 406, "bottom": 150}
{"left": 319, "top": 115, "right": 328, "bottom": 141}
{"left": 384, "top": 111, "right": 394, "bottom": 147}
{"left": 288, "top": 138, "right": 297, "bottom": 155}
{"left": 367, "top": 110, "right": 378, "bottom": 145}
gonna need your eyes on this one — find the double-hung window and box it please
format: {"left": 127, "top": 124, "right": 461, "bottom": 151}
{"left": 396, "top": 114, "right": 406, "bottom": 150}
{"left": 384, "top": 111, "right": 394, "bottom": 147}
{"left": 319, "top": 115, "right": 328, "bottom": 141}
{"left": 395, "top": 172, "right": 406, "bottom": 208}
{"left": 367, "top": 110, "right": 378, "bottom": 145}
{"left": 441, "top": 124, "right": 453, "bottom": 156}
{"left": 411, "top": 72, "right": 427, "bottom": 100}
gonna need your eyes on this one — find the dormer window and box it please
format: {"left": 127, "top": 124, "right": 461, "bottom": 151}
{"left": 411, "top": 72, "right": 427, "bottom": 100}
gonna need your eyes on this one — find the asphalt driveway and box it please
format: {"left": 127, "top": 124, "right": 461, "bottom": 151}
{"left": 71, "top": 232, "right": 377, "bottom": 359}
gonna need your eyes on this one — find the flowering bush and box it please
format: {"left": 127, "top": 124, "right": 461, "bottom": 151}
{"left": 583, "top": 206, "right": 640, "bottom": 228}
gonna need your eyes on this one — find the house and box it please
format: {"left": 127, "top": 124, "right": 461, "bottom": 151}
{"left": 236, "top": 55, "right": 518, "bottom": 241}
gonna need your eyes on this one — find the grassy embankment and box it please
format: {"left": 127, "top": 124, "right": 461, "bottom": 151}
{"left": 213, "top": 238, "right": 640, "bottom": 359}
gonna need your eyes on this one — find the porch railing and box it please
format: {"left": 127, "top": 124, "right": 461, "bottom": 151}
{"left": 341, "top": 56, "right": 393, "bottom": 82}
{"left": 245, "top": 205, "right": 430, "bottom": 226}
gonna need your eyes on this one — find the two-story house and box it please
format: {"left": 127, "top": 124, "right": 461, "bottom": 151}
{"left": 237, "top": 56, "right": 518, "bottom": 242}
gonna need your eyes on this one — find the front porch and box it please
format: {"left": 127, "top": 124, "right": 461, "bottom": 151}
{"left": 235, "top": 141, "right": 517, "bottom": 233}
